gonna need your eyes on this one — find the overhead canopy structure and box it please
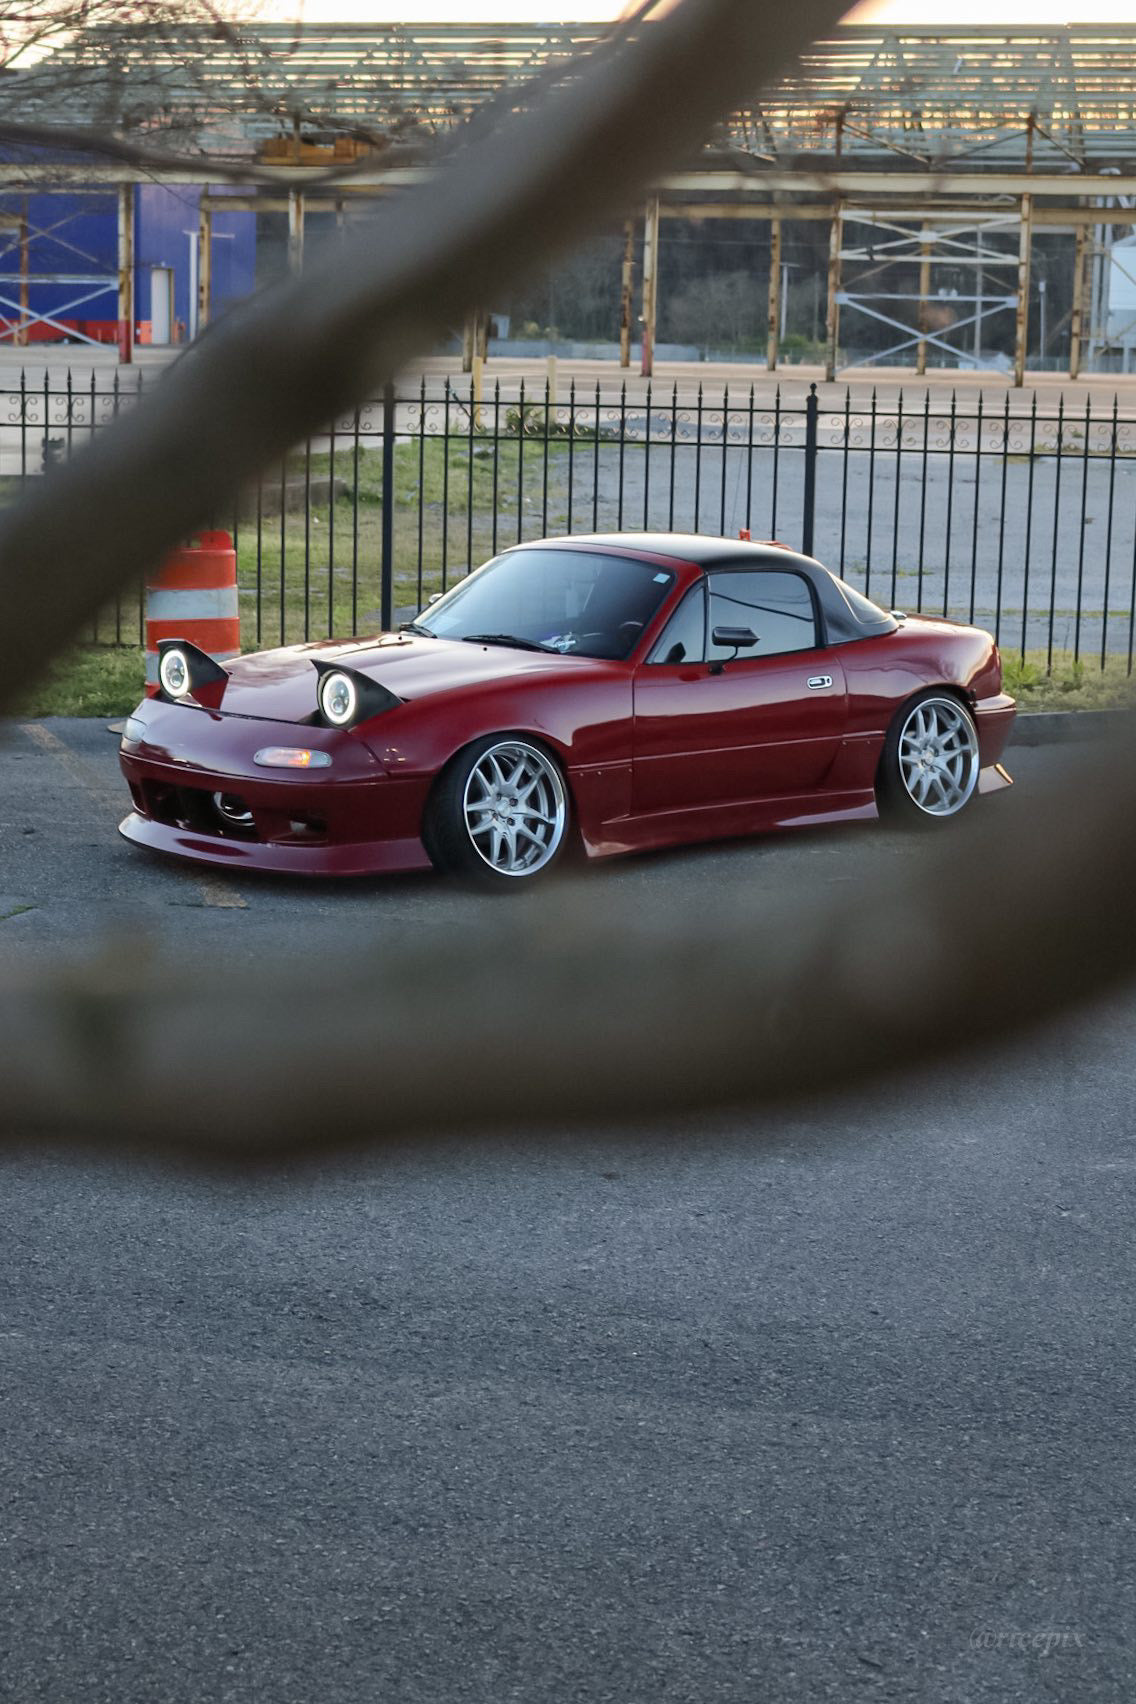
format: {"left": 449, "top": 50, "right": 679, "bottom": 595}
{"left": 13, "top": 20, "right": 1136, "bottom": 171}
{"left": 760, "top": 25, "right": 1136, "bottom": 171}
{"left": 8, "top": 21, "right": 1136, "bottom": 377}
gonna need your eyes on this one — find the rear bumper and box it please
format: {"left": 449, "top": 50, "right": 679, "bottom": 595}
{"left": 974, "top": 692, "right": 1016, "bottom": 765}
{"left": 978, "top": 762, "right": 1013, "bottom": 796}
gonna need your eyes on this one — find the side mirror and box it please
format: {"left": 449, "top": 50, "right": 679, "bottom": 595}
{"left": 427, "top": 592, "right": 443, "bottom": 606}
{"left": 711, "top": 625, "right": 758, "bottom": 649}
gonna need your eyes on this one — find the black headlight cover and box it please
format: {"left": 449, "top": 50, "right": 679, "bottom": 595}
{"left": 156, "top": 637, "right": 231, "bottom": 703}
{"left": 312, "top": 659, "right": 402, "bottom": 729}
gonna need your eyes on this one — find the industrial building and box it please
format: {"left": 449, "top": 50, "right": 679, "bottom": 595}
{"left": 0, "top": 183, "right": 254, "bottom": 349}
{"left": 6, "top": 19, "right": 1136, "bottom": 379}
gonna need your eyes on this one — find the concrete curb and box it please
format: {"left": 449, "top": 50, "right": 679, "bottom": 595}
{"left": 1011, "top": 708, "right": 1133, "bottom": 746}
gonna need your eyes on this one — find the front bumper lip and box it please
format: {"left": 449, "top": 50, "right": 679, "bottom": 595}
{"left": 118, "top": 705, "right": 433, "bottom": 877}
{"left": 119, "top": 812, "right": 432, "bottom": 878}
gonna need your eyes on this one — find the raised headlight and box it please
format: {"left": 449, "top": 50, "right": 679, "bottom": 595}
{"left": 158, "top": 647, "right": 191, "bottom": 699}
{"left": 319, "top": 669, "right": 358, "bottom": 727}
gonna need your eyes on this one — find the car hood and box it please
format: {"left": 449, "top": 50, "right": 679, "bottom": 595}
{"left": 209, "top": 634, "right": 590, "bottom": 722}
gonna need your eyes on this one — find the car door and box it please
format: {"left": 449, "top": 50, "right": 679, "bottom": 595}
{"left": 632, "top": 567, "right": 849, "bottom": 813}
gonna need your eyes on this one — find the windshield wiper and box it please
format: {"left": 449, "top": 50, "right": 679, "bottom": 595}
{"left": 460, "top": 633, "right": 553, "bottom": 653}
{"left": 401, "top": 620, "right": 434, "bottom": 637}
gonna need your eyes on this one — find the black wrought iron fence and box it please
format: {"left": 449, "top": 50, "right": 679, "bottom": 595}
{"left": 6, "top": 368, "right": 1136, "bottom": 672}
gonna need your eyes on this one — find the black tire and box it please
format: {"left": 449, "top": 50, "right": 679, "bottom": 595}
{"left": 876, "top": 690, "right": 980, "bottom": 827}
{"left": 425, "top": 734, "right": 571, "bottom": 889}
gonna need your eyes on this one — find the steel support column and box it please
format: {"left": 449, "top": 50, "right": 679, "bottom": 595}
{"left": 619, "top": 218, "right": 634, "bottom": 369}
{"left": 916, "top": 224, "right": 931, "bottom": 376}
{"left": 1014, "top": 193, "right": 1033, "bottom": 388}
{"left": 17, "top": 201, "right": 28, "bottom": 347}
{"left": 640, "top": 195, "right": 660, "bottom": 379}
{"left": 287, "top": 189, "right": 304, "bottom": 274}
{"left": 117, "top": 182, "right": 134, "bottom": 364}
{"left": 767, "top": 216, "right": 781, "bottom": 371}
{"left": 824, "top": 203, "right": 841, "bottom": 383}
{"left": 1070, "top": 223, "right": 1087, "bottom": 380}
{"left": 197, "top": 203, "right": 212, "bottom": 334}
{"left": 461, "top": 311, "right": 489, "bottom": 372}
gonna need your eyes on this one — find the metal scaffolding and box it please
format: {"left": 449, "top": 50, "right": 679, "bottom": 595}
{"left": 10, "top": 21, "right": 1136, "bottom": 375}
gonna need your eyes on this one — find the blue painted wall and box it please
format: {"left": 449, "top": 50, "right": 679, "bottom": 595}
{"left": 0, "top": 182, "right": 256, "bottom": 343}
{"left": 137, "top": 183, "right": 199, "bottom": 330}
{"left": 0, "top": 189, "right": 118, "bottom": 334}
{"left": 137, "top": 183, "right": 256, "bottom": 334}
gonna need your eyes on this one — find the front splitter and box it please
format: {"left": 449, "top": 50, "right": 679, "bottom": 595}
{"left": 119, "top": 813, "right": 433, "bottom": 879}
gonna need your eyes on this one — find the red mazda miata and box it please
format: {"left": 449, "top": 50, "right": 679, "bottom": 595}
{"left": 118, "top": 533, "right": 1016, "bottom": 887}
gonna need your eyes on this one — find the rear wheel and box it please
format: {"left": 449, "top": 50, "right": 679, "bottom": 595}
{"left": 426, "top": 736, "right": 570, "bottom": 888}
{"left": 877, "top": 692, "right": 980, "bottom": 826}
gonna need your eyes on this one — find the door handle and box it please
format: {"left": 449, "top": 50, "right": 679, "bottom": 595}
{"left": 807, "top": 675, "right": 833, "bottom": 689}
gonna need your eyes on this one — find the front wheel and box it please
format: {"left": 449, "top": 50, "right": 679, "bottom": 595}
{"left": 877, "top": 692, "right": 980, "bottom": 826}
{"left": 425, "top": 735, "right": 570, "bottom": 888}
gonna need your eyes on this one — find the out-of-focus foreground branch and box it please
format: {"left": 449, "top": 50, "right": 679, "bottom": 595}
{"left": 1, "top": 0, "right": 1134, "bottom": 1159}
{"left": 0, "top": 730, "right": 1132, "bottom": 1158}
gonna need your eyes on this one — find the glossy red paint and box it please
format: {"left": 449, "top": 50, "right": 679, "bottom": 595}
{"left": 118, "top": 535, "right": 1016, "bottom": 878}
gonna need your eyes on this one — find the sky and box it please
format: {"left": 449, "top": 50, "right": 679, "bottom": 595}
{"left": 265, "top": 1, "right": 1136, "bottom": 21}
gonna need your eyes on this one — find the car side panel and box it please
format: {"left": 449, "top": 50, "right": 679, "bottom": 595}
{"left": 824, "top": 621, "right": 1013, "bottom": 791}
{"left": 359, "top": 667, "right": 636, "bottom": 846}
{"left": 630, "top": 648, "right": 850, "bottom": 812}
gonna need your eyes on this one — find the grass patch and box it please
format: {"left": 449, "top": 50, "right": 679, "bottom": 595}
{"left": 14, "top": 646, "right": 147, "bottom": 717}
{"left": 1003, "top": 649, "right": 1136, "bottom": 713}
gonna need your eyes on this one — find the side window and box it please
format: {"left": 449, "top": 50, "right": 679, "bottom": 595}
{"left": 647, "top": 585, "right": 706, "bottom": 665}
{"left": 706, "top": 570, "right": 818, "bottom": 661}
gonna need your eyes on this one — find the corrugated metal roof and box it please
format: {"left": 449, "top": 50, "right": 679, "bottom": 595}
{"left": 14, "top": 21, "right": 1136, "bottom": 170}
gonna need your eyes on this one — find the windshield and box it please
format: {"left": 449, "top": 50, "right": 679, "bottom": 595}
{"left": 420, "top": 548, "right": 675, "bottom": 660}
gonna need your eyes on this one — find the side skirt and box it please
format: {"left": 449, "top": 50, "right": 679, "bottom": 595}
{"left": 585, "top": 788, "right": 879, "bottom": 859}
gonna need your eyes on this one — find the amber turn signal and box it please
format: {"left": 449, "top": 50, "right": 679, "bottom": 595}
{"left": 253, "top": 747, "right": 332, "bottom": 769}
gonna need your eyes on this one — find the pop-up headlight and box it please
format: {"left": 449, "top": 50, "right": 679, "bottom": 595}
{"left": 312, "top": 661, "right": 401, "bottom": 730}
{"left": 156, "top": 638, "right": 230, "bottom": 704}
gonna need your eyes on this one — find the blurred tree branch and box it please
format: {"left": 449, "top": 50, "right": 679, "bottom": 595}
{"left": 1, "top": 0, "right": 1130, "bottom": 1161}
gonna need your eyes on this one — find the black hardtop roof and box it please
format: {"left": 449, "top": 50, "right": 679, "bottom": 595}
{"left": 516, "top": 532, "right": 820, "bottom": 572}
{"left": 509, "top": 532, "right": 897, "bottom": 641}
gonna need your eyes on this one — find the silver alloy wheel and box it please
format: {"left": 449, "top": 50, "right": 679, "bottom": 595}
{"left": 897, "top": 696, "right": 979, "bottom": 817}
{"left": 462, "top": 740, "right": 567, "bottom": 877}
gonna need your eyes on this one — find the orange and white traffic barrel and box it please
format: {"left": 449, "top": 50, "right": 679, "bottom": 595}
{"left": 145, "top": 529, "right": 240, "bottom": 695}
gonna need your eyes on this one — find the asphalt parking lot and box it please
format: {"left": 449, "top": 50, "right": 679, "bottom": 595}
{"left": 2, "top": 725, "right": 1134, "bottom": 1702}
{"left": 0, "top": 715, "right": 1053, "bottom": 961}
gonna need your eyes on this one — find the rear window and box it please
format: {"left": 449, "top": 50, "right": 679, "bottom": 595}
{"left": 834, "top": 578, "right": 894, "bottom": 629}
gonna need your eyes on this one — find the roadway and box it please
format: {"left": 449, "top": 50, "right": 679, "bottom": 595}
{"left": 4, "top": 342, "right": 1136, "bottom": 413}
{"left": 0, "top": 727, "right": 1133, "bottom": 1701}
